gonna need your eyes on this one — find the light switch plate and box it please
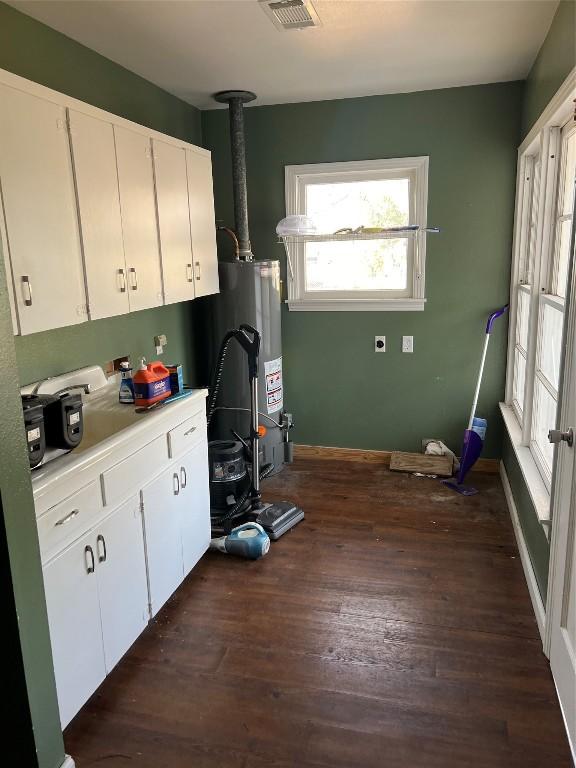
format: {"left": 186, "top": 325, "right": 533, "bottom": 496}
{"left": 402, "top": 335, "right": 414, "bottom": 353}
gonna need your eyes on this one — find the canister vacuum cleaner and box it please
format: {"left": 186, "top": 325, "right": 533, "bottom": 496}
{"left": 207, "top": 324, "right": 304, "bottom": 557}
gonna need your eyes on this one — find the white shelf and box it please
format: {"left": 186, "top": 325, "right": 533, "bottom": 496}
{"left": 278, "top": 225, "right": 440, "bottom": 244}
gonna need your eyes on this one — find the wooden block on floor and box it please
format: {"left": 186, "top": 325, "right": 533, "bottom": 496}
{"left": 389, "top": 451, "right": 453, "bottom": 477}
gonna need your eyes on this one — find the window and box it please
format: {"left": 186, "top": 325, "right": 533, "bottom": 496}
{"left": 284, "top": 158, "right": 429, "bottom": 311}
{"left": 506, "top": 107, "right": 575, "bottom": 499}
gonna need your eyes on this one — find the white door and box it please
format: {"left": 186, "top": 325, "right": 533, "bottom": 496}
{"left": 114, "top": 125, "right": 164, "bottom": 311}
{"left": 177, "top": 442, "right": 211, "bottom": 576}
{"left": 154, "top": 140, "right": 195, "bottom": 304}
{"left": 68, "top": 110, "right": 129, "bottom": 321}
{"left": 186, "top": 149, "right": 219, "bottom": 298}
{"left": 0, "top": 85, "right": 86, "bottom": 334}
{"left": 547, "top": 225, "right": 576, "bottom": 758}
{"left": 95, "top": 496, "right": 149, "bottom": 672}
{"left": 43, "top": 531, "right": 106, "bottom": 728}
{"left": 141, "top": 466, "right": 184, "bottom": 616}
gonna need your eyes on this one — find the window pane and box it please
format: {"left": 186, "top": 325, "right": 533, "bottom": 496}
{"left": 538, "top": 301, "right": 564, "bottom": 390}
{"left": 305, "top": 239, "right": 408, "bottom": 291}
{"left": 516, "top": 287, "right": 530, "bottom": 350}
{"left": 512, "top": 348, "right": 526, "bottom": 415}
{"left": 306, "top": 178, "right": 410, "bottom": 233}
{"left": 531, "top": 378, "right": 557, "bottom": 476}
{"left": 561, "top": 129, "right": 575, "bottom": 216}
{"left": 555, "top": 217, "right": 572, "bottom": 298}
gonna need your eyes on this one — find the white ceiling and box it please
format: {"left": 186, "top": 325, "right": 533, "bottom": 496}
{"left": 9, "top": 0, "right": 558, "bottom": 109}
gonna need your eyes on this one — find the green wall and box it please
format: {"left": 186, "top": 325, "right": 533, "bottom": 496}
{"left": 0, "top": 4, "right": 203, "bottom": 766}
{"left": 0, "top": 1, "right": 202, "bottom": 387}
{"left": 521, "top": 0, "right": 576, "bottom": 138}
{"left": 202, "top": 82, "right": 522, "bottom": 458}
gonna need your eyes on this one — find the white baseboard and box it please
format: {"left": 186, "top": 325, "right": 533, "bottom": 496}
{"left": 499, "top": 461, "right": 547, "bottom": 647}
{"left": 61, "top": 756, "right": 75, "bottom": 768}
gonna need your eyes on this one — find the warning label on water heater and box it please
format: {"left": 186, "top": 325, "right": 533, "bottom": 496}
{"left": 264, "top": 357, "right": 283, "bottom": 414}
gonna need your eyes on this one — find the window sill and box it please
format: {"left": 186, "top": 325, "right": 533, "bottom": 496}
{"left": 500, "top": 403, "right": 551, "bottom": 533}
{"left": 286, "top": 298, "right": 426, "bottom": 312}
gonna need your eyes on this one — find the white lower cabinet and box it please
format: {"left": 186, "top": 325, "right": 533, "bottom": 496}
{"left": 142, "top": 442, "right": 211, "bottom": 615}
{"left": 38, "top": 397, "right": 211, "bottom": 729}
{"left": 141, "top": 464, "right": 186, "bottom": 617}
{"left": 43, "top": 495, "right": 149, "bottom": 728}
{"left": 96, "top": 496, "right": 149, "bottom": 672}
{"left": 43, "top": 528, "right": 106, "bottom": 729}
{"left": 179, "top": 442, "right": 211, "bottom": 576}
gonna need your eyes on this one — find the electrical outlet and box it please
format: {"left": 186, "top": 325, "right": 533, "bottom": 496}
{"left": 402, "top": 335, "right": 414, "bottom": 353}
{"left": 374, "top": 335, "right": 386, "bottom": 352}
{"left": 154, "top": 334, "right": 167, "bottom": 355}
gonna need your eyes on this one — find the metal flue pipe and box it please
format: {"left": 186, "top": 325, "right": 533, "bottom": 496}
{"left": 213, "top": 90, "right": 256, "bottom": 261}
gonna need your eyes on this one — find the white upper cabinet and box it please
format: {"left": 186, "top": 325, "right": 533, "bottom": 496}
{"left": 153, "top": 140, "right": 195, "bottom": 305}
{"left": 114, "top": 125, "right": 164, "bottom": 312}
{"left": 0, "top": 85, "right": 86, "bottom": 335}
{"left": 68, "top": 110, "right": 129, "bottom": 321}
{"left": 186, "top": 149, "right": 220, "bottom": 298}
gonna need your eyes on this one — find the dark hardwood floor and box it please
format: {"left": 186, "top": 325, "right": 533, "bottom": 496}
{"left": 65, "top": 458, "right": 572, "bottom": 767}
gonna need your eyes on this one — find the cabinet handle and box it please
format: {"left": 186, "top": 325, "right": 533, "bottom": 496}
{"left": 118, "top": 268, "right": 127, "bottom": 293}
{"left": 21, "top": 276, "right": 33, "bottom": 306}
{"left": 180, "top": 466, "right": 187, "bottom": 489}
{"left": 195, "top": 261, "right": 201, "bottom": 281}
{"left": 184, "top": 426, "right": 197, "bottom": 436}
{"left": 173, "top": 472, "right": 180, "bottom": 496}
{"left": 96, "top": 534, "right": 107, "bottom": 563}
{"left": 84, "top": 545, "right": 95, "bottom": 574}
{"left": 186, "top": 263, "right": 193, "bottom": 283}
{"left": 55, "top": 509, "right": 79, "bottom": 527}
{"left": 129, "top": 267, "right": 138, "bottom": 291}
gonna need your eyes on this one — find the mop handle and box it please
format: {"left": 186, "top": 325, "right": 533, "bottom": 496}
{"left": 468, "top": 305, "right": 509, "bottom": 430}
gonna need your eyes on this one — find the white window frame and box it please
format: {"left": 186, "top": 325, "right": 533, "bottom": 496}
{"left": 503, "top": 67, "right": 576, "bottom": 526}
{"left": 284, "top": 157, "right": 429, "bottom": 311}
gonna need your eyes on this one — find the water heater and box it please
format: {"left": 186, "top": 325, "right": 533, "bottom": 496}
{"left": 208, "top": 259, "right": 291, "bottom": 474}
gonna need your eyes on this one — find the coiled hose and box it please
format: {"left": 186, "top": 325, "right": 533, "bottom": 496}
{"left": 207, "top": 330, "right": 237, "bottom": 427}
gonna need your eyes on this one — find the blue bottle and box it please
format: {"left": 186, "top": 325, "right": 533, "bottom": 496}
{"left": 119, "top": 361, "right": 135, "bottom": 404}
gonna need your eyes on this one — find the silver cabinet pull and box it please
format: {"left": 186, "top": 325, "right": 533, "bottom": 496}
{"left": 548, "top": 428, "right": 574, "bottom": 448}
{"left": 184, "top": 426, "right": 197, "bottom": 436}
{"left": 84, "top": 545, "right": 95, "bottom": 574}
{"left": 96, "top": 534, "right": 107, "bottom": 563}
{"left": 173, "top": 472, "right": 180, "bottom": 496}
{"left": 186, "top": 263, "right": 193, "bottom": 283}
{"left": 195, "top": 261, "right": 201, "bottom": 281}
{"left": 180, "top": 466, "right": 187, "bottom": 489}
{"left": 129, "top": 267, "right": 138, "bottom": 291}
{"left": 21, "top": 276, "right": 33, "bottom": 306}
{"left": 118, "top": 268, "right": 127, "bottom": 293}
{"left": 55, "top": 509, "right": 79, "bottom": 527}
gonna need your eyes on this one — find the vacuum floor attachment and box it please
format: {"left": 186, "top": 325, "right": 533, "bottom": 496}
{"left": 254, "top": 501, "right": 304, "bottom": 540}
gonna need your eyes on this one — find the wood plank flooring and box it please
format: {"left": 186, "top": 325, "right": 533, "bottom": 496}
{"left": 65, "top": 458, "right": 572, "bottom": 767}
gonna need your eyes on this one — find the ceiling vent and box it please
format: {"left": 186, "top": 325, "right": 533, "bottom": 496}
{"left": 259, "top": 0, "right": 321, "bottom": 31}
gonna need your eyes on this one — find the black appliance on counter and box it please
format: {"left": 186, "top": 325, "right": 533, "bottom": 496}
{"left": 21, "top": 395, "right": 46, "bottom": 468}
{"left": 21, "top": 388, "right": 85, "bottom": 468}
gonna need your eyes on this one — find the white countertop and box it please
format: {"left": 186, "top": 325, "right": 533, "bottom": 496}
{"left": 30, "top": 374, "right": 208, "bottom": 516}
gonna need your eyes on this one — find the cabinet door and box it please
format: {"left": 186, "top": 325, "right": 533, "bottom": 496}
{"left": 0, "top": 211, "right": 19, "bottom": 334}
{"left": 186, "top": 149, "right": 219, "bottom": 298}
{"left": 43, "top": 531, "right": 105, "bottom": 728}
{"left": 68, "top": 110, "right": 129, "bottom": 321}
{"left": 178, "top": 441, "right": 211, "bottom": 576}
{"left": 141, "top": 466, "right": 184, "bottom": 616}
{"left": 0, "top": 85, "right": 86, "bottom": 335}
{"left": 154, "top": 140, "right": 195, "bottom": 305}
{"left": 96, "top": 496, "right": 149, "bottom": 672}
{"left": 114, "top": 125, "right": 163, "bottom": 311}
